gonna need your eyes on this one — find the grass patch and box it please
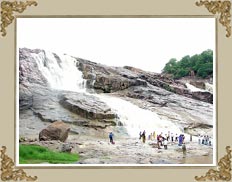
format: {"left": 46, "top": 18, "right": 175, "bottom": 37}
{"left": 19, "top": 144, "right": 79, "bottom": 164}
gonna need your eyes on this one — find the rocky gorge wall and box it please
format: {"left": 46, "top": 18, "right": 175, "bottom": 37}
{"left": 19, "top": 48, "right": 214, "bottom": 139}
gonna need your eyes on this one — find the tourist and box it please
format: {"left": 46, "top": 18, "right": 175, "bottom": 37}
{"left": 201, "top": 135, "right": 204, "bottom": 145}
{"left": 139, "top": 131, "right": 142, "bottom": 140}
{"left": 167, "top": 131, "right": 170, "bottom": 141}
{"left": 178, "top": 134, "right": 183, "bottom": 146}
{"left": 182, "top": 142, "right": 187, "bottom": 158}
{"left": 205, "top": 135, "right": 209, "bottom": 145}
{"left": 153, "top": 131, "right": 156, "bottom": 140}
{"left": 165, "top": 134, "right": 168, "bottom": 141}
{"left": 175, "top": 134, "right": 178, "bottom": 142}
{"left": 190, "top": 134, "right": 192, "bottom": 142}
{"left": 157, "top": 134, "right": 163, "bottom": 147}
{"left": 142, "top": 130, "right": 146, "bottom": 143}
{"left": 171, "top": 133, "right": 174, "bottom": 142}
{"left": 198, "top": 134, "right": 201, "bottom": 144}
{"left": 150, "top": 133, "right": 153, "bottom": 140}
{"left": 109, "top": 132, "right": 114, "bottom": 144}
{"left": 164, "top": 138, "right": 168, "bottom": 150}
{"left": 209, "top": 137, "right": 212, "bottom": 146}
{"left": 202, "top": 135, "right": 206, "bottom": 145}
{"left": 160, "top": 134, "right": 164, "bottom": 146}
{"left": 157, "top": 134, "right": 161, "bottom": 149}
{"left": 182, "top": 134, "right": 185, "bottom": 143}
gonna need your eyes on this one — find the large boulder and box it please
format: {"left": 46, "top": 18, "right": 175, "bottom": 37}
{"left": 94, "top": 75, "right": 131, "bottom": 92}
{"left": 39, "top": 121, "right": 70, "bottom": 142}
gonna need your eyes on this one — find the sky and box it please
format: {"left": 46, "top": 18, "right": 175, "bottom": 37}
{"left": 17, "top": 18, "right": 215, "bottom": 73}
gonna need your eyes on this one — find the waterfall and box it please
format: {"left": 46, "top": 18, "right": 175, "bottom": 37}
{"left": 32, "top": 51, "right": 182, "bottom": 138}
{"left": 185, "top": 82, "right": 213, "bottom": 94}
{"left": 186, "top": 83, "right": 206, "bottom": 92}
{"left": 97, "top": 95, "right": 182, "bottom": 137}
{"left": 32, "top": 51, "right": 86, "bottom": 92}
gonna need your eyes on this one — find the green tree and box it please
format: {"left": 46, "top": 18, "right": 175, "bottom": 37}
{"left": 162, "top": 49, "right": 213, "bottom": 79}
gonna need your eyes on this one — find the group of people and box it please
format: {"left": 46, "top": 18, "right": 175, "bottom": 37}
{"left": 198, "top": 134, "right": 212, "bottom": 146}
{"left": 109, "top": 130, "right": 212, "bottom": 151}
{"left": 139, "top": 130, "right": 186, "bottom": 148}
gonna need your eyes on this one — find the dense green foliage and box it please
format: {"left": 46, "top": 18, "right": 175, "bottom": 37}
{"left": 162, "top": 49, "right": 213, "bottom": 79}
{"left": 19, "top": 144, "right": 79, "bottom": 164}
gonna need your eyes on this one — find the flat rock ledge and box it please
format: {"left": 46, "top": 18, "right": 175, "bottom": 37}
{"left": 59, "top": 93, "right": 117, "bottom": 120}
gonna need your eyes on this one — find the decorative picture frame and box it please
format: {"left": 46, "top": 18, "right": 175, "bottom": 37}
{"left": 0, "top": 0, "right": 231, "bottom": 182}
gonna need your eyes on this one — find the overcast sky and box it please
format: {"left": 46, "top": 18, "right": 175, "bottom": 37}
{"left": 17, "top": 18, "right": 215, "bottom": 73}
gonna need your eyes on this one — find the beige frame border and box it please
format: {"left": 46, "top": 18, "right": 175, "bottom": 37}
{"left": 14, "top": 15, "right": 218, "bottom": 169}
{"left": 1, "top": 0, "right": 232, "bottom": 182}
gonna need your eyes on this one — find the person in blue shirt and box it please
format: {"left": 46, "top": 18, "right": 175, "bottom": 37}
{"left": 109, "top": 132, "right": 114, "bottom": 144}
{"left": 178, "top": 134, "right": 183, "bottom": 146}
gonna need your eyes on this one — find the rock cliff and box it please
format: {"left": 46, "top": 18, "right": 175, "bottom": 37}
{"left": 19, "top": 48, "right": 213, "bottom": 139}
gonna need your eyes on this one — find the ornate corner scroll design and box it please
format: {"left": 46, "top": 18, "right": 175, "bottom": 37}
{"left": 0, "top": 146, "right": 38, "bottom": 181}
{"left": 195, "top": 146, "right": 232, "bottom": 181}
{"left": 0, "top": 0, "right": 38, "bottom": 37}
{"left": 196, "top": 0, "right": 231, "bottom": 38}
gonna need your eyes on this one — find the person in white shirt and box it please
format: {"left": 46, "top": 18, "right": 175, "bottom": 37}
{"left": 164, "top": 139, "right": 168, "bottom": 150}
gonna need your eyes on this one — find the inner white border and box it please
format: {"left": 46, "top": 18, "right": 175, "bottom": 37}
{"left": 15, "top": 17, "right": 217, "bottom": 167}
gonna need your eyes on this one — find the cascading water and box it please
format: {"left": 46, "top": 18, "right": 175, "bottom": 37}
{"left": 185, "top": 83, "right": 205, "bottom": 92}
{"left": 32, "top": 51, "right": 182, "bottom": 138}
{"left": 205, "top": 83, "right": 213, "bottom": 94}
{"left": 32, "top": 51, "right": 86, "bottom": 92}
{"left": 186, "top": 82, "right": 213, "bottom": 94}
{"left": 97, "top": 95, "right": 182, "bottom": 137}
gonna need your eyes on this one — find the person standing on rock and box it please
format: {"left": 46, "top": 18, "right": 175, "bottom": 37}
{"left": 109, "top": 132, "right": 114, "bottom": 144}
{"left": 202, "top": 135, "right": 206, "bottom": 145}
{"left": 178, "top": 134, "right": 183, "bottom": 146}
{"left": 182, "top": 134, "right": 185, "bottom": 143}
{"left": 201, "top": 135, "right": 204, "bottom": 145}
{"left": 175, "top": 134, "right": 178, "bottom": 142}
{"left": 208, "top": 137, "right": 212, "bottom": 146}
{"left": 171, "top": 133, "right": 174, "bottom": 142}
{"left": 182, "top": 142, "right": 187, "bottom": 158}
{"left": 198, "top": 134, "right": 201, "bottom": 144}
{"left": 153, "top": 131, "right": 156, "bottom": 141}
{"left": 139, "top": 131, "right": 142, "bottom": 140}
{"left": 142, "top": 130, "right": 146, "bottom": 143}
{"left": 164, "top": 138, "right": 168, "bottom": 150}
{"left": 205, "top": 135, "right": 209, "bottom": 145}
{"left": 167, "top": 131, "right": 170, "bottom": 141}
